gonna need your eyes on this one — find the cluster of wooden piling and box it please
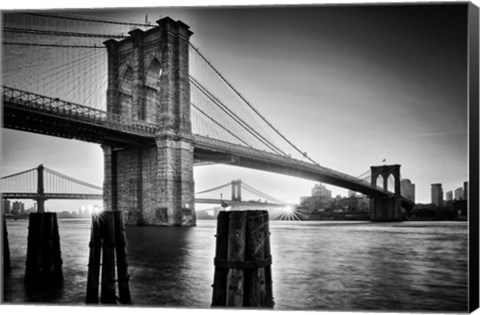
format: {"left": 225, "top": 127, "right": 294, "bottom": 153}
{"left": 5, "top": 209, "right": 274, "bottom": 307}
{"left": 25, "top": 212, "right": 63, "bottom": 283}
{"left": 212, "top": 210, "right": 274, "bottom": 308}
{"left": 86, "top": 211, "right": 131, "bottom": 304}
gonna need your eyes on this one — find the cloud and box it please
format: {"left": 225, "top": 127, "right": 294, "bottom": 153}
{"left": 417, "top": 129, "right": 467, "bottom": 138}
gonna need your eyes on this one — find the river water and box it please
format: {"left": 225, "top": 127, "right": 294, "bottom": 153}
{"left": 3, "top": 218, "right": 468, "bottom": 312}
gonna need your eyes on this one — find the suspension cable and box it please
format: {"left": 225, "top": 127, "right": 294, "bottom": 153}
{"left": 191, "top": 102, "right": 254, "bottom": 149}
{"left": 189, "top": 43, "right": 319, "bottom": 165}
{"left": 4, "top": 26, "right": 127, "bottom": 39}
{"left": 3, "top": 42, "right": 106, "bottom": 49}
{"left": 43, "top": 167, "right": 102, "bottom": 190}
{"left": 242, "top": 182, "right": 285, "bottom": 203}
{"left": 357, "top": 169, "right": 370, "bottom": 178}
{"left": 1, "top": 166, "right": 38, "bottom": 179}
{"left": 190, "top": 76, "right": 287, "bottom": 157}
{"left": 195, "top": 182, "right": 232, "bottom": 195}
{"left": 24, "top": 12, "right": 152, "bottom": 27}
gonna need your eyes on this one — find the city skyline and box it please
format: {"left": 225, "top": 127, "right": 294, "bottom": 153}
{"left": 1, "top": 3, "right": 470, "bottom": 211}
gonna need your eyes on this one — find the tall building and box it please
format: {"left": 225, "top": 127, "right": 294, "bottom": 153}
{"left": 454, "top": 187, "right": 464, "bottom": 200}
{"left": 401, "top": 179, "right": 416, "bottom": 202}
{"left": 445, "top": 191, "right": 453, "bottom": 201}
{"left": 431, "top": 183, "right": 443, "bottom": 207}
{"left": 347, "top": 190, "right": 357, "bottom": 198}
{"left": 11, "top": 201, "right": 25, "bottom": 215}
{"left": 3, "top": 200, "right": 11, "bottom": 214}
{"left": 311, "top": 183, "right": 332, "bottom": 198}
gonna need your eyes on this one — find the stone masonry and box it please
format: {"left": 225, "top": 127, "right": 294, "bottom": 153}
{"left": 370, "top": 164, "right": 402, "bottom": 221}
{"left": 103, "top": 17, "right": 195, "bottom": 226}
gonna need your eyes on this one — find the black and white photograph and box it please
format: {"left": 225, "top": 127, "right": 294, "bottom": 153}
{"left": 1, "top": 1, "right": 479, "bottom": 313}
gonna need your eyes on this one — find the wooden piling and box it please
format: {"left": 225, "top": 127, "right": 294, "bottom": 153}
{"left": 100, "top": 212, "right": 116, "bottom": 304}
{"left": 3, "top": 215, "right": 11, "bottom": 273}
{"left": 263, "top": 216, "right": 274, "bottom": 307}
{"left": 24, "top": 212, "right": 63, "bottom": 284}
{"left": 245, "top": 210, "right": 267, "bottom": 306}
{"left": 113, "top": 211, "right": 132, "bottom": 304}
{"left": 226, "top": 211, "right": 247, "bottom": 306}
{"left": 85, "top": 212, "right": 102, "bottom": 303}
{"left": 85, "top": 211, "right": 131, "bottom": 304}
{"left": 211, "top": 210, "right": 273, "bottom": 308}
{"left": 211, "top": 211, "right": 230, "bottom": 306}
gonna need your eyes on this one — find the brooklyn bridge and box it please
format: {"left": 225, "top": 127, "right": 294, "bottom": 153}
{"left": 2, "top": 13, "right": 415, "bottom": 225}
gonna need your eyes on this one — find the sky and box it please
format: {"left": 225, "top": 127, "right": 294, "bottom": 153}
{"left": 1, "top": 1, "right": 472, "bottom": 211}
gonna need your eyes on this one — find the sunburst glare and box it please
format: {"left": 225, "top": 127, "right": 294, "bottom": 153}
{"left": 272, "top": 205, "right": 303, "bottom": 221}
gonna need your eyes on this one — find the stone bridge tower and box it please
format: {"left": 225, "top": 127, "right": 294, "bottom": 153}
{"left": 102, "top": 17, "right": 195, "bottom": 226}
{"left": 370, "top": 164, "right": 402, "bottom": 221}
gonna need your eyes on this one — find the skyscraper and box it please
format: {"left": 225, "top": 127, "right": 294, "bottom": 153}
{"left": 311, "top": 183, "right": 332, "bottom": 198}
{"left": 11, "top": 201, "right": 25, "bottom": 215}
{"left": 446, "top": 191, "right": 453, "bottom": 201}
{"left": 454, "top": 187, "right": 464, "bottom": 200}
{"left": 3, "top": 200, "right": 11, "bottom": 214}
{"left": 401, "top": 179, "right": 416, "bottom": 202}
{"left": 431, "top": 183, "right": 443, "bottom": 207}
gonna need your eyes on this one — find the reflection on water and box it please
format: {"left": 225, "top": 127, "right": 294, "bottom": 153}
{"left": 4, "top": 218, "right": 468, "bottom": 311}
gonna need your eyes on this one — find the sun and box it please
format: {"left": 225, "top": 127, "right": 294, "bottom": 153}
{"left": 284, "top": 205, "right": 295, "bottom": 214}
{"left": 272, "top": 205, "right": 303, "bottom": 221}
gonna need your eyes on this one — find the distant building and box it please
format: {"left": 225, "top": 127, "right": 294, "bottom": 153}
{"left": 3, "top": 200, "right": 11, "bottom": 214}
{"left": 11, "top": 201, "right": 25, "bottom": 215}
{"left": 454, "top": 187, "right": 464, "bottom": 200}
{"left": 300, "top": 195, "right": 331, "bottom": 212}
{"left": 340, "top": 197, "right": 359, "bottom": 210}
{"left": 311, "top": 183, "right": 332, "bottom": 198}
{"left": 401, "top": 179, "right": 415, "bottom": 202}
{"left": 464, "top": 181, "right": 468, "bottom": 200}
{"left": 357, "top": 195, "right": 370, "bottom": 211}
{"left": 347, "top": 190, "right": 357, "bottom": 198}
{"left": 431, "top": 183, "right": 443, "bottom": 207}
{"left": 445, "top": 191, "right": 453, "bottom": 201}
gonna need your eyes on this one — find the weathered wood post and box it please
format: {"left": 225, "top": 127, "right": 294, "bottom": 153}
{"left": 24, "top": 212, "right": 63, "bottom": 284}
{"left": 212, "top": 210, "right": 274, "bottom": 308}
{"left": 3, "top": 215, "right": 11, "bottom": 273}
{"left": 85, "top": 211, "right": 101, "bottom": 303}
{"left": 113, "top": 211, "right": 131, "bottom": 303}
{"left": 85, "top": 211, "right": 131, "bottom": 304}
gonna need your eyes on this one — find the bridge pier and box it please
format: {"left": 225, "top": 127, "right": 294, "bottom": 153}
{"left": 370, "top": 164, "right": 403, "bottom": 222}
{"left": 370, "top": 196, "right": 402, "bottom": 221}
{"left": 103, "top": 17, "right": 195, "bottom": 226}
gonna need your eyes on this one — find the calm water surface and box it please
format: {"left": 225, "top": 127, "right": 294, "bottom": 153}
{"left": 3, "top": 218, "right": 468, "bottom": 311}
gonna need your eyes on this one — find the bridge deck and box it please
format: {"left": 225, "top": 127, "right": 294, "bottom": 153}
{"left": 1, "top": 193, "right": 103, "bottom": 200}
{"left": 2, "top": 86, "right": 414, "bottom": 208}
